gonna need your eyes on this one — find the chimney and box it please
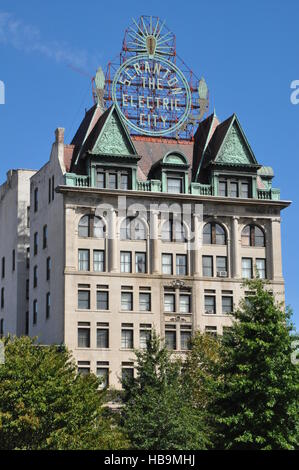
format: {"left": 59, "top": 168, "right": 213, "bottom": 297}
{"left": 55, "top": 127, "right": 65, "bottom": 144}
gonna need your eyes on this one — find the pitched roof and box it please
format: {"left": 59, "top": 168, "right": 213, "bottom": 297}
{"left": 192, "top": 112, "right": 220, "bottom": 179}
{"left": 132, "top": 136, "right": 193, "bottom": 181}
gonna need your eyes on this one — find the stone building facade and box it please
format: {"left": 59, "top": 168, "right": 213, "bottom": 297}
{"left": 0, "top": 103, "right": 290, "bottom": 389}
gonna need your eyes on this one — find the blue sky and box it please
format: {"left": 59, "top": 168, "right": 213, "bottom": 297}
{"left": 0, "top": 0, "right": 298, "bottom": 328}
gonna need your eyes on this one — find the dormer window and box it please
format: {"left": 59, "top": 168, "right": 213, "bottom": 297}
{"left": 96, "top": 167, "right": 131, "bottom": 190}
{"left": 218, "top": 178, "right": 251, "bottom": 198}
{"left": 167, "top": 176, "right": 183, "bottom": 194}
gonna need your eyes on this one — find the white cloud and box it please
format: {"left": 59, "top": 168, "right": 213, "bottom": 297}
{"left": 0, "top": 11, "right": 91, "bottom": 69}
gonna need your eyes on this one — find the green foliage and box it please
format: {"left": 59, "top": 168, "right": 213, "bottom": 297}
{"left": 121, "top": 332, "right": 209, "bottom": 450}
{"left": 0, "top": 336, "right": 129, "bottom": 450}
{"left": 210, "top": 279, "right": 299, "bottom": 450}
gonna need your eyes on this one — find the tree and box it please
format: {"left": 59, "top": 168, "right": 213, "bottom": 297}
{"left": 121, "top": 332, "right": 209, "bottom": 450}
{"left": 210, "top": 279, "right": 299, "bottom": 450}
{"left": 0, "top": 336, "right": 129, "bottom": 450}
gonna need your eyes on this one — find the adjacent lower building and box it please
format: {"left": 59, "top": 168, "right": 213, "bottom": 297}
{"left": 0, "top": 104, "right": 290, "bottom": 388}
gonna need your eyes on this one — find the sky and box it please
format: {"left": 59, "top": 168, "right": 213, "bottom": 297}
{"left": 0, "top": 0, "right": 298, "bottom": 328}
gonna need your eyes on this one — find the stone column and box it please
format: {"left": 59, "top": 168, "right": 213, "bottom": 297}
{"left": 232, "top": 216, "right": 240, "bottom": 278}
{"left": 193, "top": 213, "right": 201, "bottom": 276}
{"left": 270, "top": 217, "right": 283, "bottom": 281}
{"left": 151, "top": 210, "right": 160, "bottom": 274}
{"left": 109, "top": 209, "right": 118, "bottom": 272}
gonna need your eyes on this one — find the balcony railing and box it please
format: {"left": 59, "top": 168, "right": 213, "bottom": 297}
{"left": 64, "top": 173, "right": 280, "bottom": 200}
{"left": 257, "top": 188, "right": 280, "bottom": 200}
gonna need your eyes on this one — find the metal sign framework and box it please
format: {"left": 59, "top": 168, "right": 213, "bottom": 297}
{"left": 93, "top": 16, "right": 209, "bottom": 140}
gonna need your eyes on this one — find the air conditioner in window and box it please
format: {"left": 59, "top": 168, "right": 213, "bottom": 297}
{"left": 205, "top": 310, "right": 215, "bottom": 314}
{"left": 217, "top": 271, "right": 227, "bottom": 277}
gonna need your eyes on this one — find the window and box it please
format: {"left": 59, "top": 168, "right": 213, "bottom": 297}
{"left": 120, "top": 251, "right": 132, "bottom": 273}
{"left": 164, "top": 293, "right": 175, "bottom": 312}
{"left": 256, "top": 258, "right": 266, "bottom": 279}
{"left": 96, "top": 286, "right": 109, "bottom": 310}
{"left": 43, "top": 225, "right": 48, "bottom": 249}
{"left": 121, "top": 289, "right": 133, "bottom": 311}
{"left": 78, "top": 215, "right": 89, "bottom": 237}
{"left": 180, "top": 325, "right": 192, "bottom": 350}
{"left": 167, "top": 177, "right": 183, "bottom": 194}
{"left": 34, "top": 232, "right": 38, "bottom": 255}
{"left": 140, "top": 324, "right": 152, "bottom": 349}
{"left": 52, "top": 176, "right": 55, "bottom": 201}
{"left": 46, "top": 292, "right": 50, "bottom": 319}
{"left": 241, "top": 225, "right": 265, "bottom": 247}
{"left": 108, "top": 173, "right": 117, "bottom": 189}
{"left": 120, "top": 217, "right": 146, "bottom": 240}
{"left": 121, "top": 324, "right": 134, "bottom": 349}
{"left": 1, "top": 257, "right": 5, "bottom": 278}
{"left": 0, "top": 319, "right": 3, "bottom": 338}
{"left": 93, "top": 250, "right": 105, "bottom": 272}
{"left": 162, "top": 219, "right": 186, "bottom": 242}
{"left": 93, "top": 216, "right": 105, "bottom": 238}
{"left": 120, "top": 173, "right": 129, "bottom": 190}
{"left": 96, "top": 172, "right": 105, "bottom": 188}
{"left": 34, "top": 188, "right": 38, "bottom": 212}
{"left": 205, "top": 326, "right": 217, "bottom": 337}
{"left": 222, "top": 296, "right": 233, "bottom": 314}
{"left": 230, "top": 182, "right": 238, "bottom": 198}
{"left": 78, "top": 249, "right": 90, "bottom": 271}
{"left": 97, "top": 323, "right": 109, "bottom": 348}
{"left": 241, "top": 182, "right": 249, "bottom": 198}
{"left": 139, "top": 292, "right": 151, "bottom": 312}
{"left": 179, "top": 294, "right": 191, "bottom": 313}
{"left": 25, "top": 312, "right": 29, "bottom": 335}
{"left": 77, "top": 361, "right": 90, "bottom": 375}
{"left": 165, "top": 324, "right": 176, "bottom": 350}
{"left": 162, "top": 253, "right": 173, "bottom": 274}
{"left": 242, "top": 258, "right": 253, "bottom": 279}
{"left": 203, "top": 222, "right": 226, "bottom": 245}
{"left": 33, "top": 266, "right": 38, "bottom": 288}
{"left": 33, "top": 299, "right": 37, "bottom": 324}
{"left": 216, "top": 256, "right": 227, "bottom": 276}
{"left": 219, "top": 181, "right": 227, "bottom": 197}
{"left": 27, "top": 206, "right": 30, "bottom": 228}
{"left": 205, "top": 295, "right": 216, "bottom": 314}
{"left": 12, "top": 249, "right": 15, "bottom": 272}
{"left": 46, "top": 257, "right": 51, "bottom": 280}
{"left": 26, "top": 247, "right": 30, "bottom": 269}
{"left": 135, "top": 252, "right": 146, "bottom": 273}
{"left": 26, "top": 279, "right": 29, "bottom": 300}
{"left": 176, "top": 254, "right": 187, "bottom": 275}
{"left": 78, "top": 322, "right": 90, "bottom": 348}
{"left": 0, "top": 289, "right": 3, "bottom": 312}
{"left": 122, "top": 363, "right": 134, "bottom": 383}
{"left": 78, "top": 288, "right": 90, "bottom": 309}
{"left": 78, "top": 215, "right": 105, "bottom": 238}
{"left": 203, "top": 256, "right": 213, "bottom": 277}
{"left": 48, "top": 178, "right": 51, "bottom": 203}
{"left": 97, "top": 362, "right": 109, "bottom": 389}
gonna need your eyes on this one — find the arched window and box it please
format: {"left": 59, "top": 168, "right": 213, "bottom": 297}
{"left": 241, "top": 225, "right": 265, "bottom": 247}
{"left": 120, "top": 217, "right": 146, "bottom": 240}
{"left": 93, "top": 216, "right": 105, "bottom": 238}
{"left": 78, "top": 215, "right": 105, "bottom": 238}
{"left": 203, "top": 222, "right": 226, "bottom": 245}
{"left": 78, "top": 215, "right": 89, "bottom": 237}
{"left": 161, "top": 220, "right": 187, "bottom": 242}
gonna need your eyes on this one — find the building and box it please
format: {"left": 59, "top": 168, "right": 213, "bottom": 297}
{"left": 0, "top": 16, "right": 290, "bottom": 389}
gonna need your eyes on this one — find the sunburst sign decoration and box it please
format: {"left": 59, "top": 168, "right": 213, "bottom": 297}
{"left": 98, "top": 16, "right": 209, "bottom": 138}
{"left": 127, "top": 17, "right": 175, "bottom": 58}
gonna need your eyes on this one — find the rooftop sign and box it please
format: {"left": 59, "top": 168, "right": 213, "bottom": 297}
{"left": 94, "top": 16, "right": 209, "bottom": 139}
